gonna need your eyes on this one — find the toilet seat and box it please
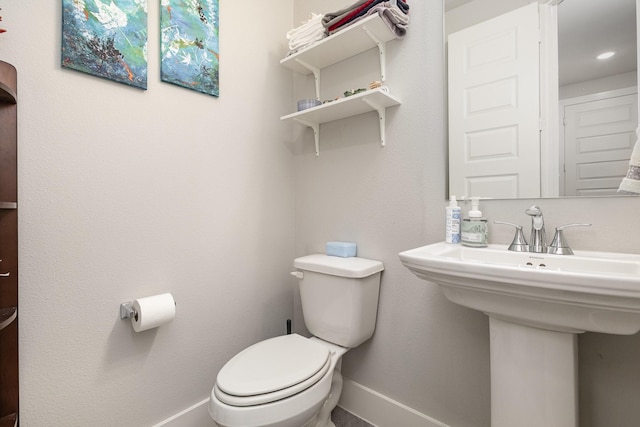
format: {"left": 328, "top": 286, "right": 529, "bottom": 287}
{"left": 215, "top": 334, "right": 331, "bottom": 407}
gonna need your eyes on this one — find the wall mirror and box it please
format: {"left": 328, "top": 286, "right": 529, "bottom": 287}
{"left": 445, "top": 0, "right": 638, "bottom": 199}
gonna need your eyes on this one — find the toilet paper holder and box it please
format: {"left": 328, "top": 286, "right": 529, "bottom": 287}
{"left": 119, "top": 302, "right": 138, "bottom": 321}
{"left": 120, "top": 297, "right": 177, "bottom": 321}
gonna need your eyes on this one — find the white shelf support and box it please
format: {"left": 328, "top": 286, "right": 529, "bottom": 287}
{"left": 295, "top": 58, "right": 322, "bottom": 100}
{"left": 363, "top": 98, "right": 386, "bottom": 147}
{"left": 294, "top": 118, "right": 320, "bottom": 156}
{"left": 362, "top": 25, "right": 386, "bottom": 82}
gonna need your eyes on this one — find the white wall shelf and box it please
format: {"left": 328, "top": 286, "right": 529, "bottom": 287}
{"left": 281, "top": 11, "right": 403, "bottom": 155}
{"left": 281, "top": 88, "right": 401, "bottom": 156}
{"left": 281, "top": 14, "right": 399, "bottom": 99}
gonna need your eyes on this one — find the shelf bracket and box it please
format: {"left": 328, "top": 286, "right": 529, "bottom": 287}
{"left": 294, "top": 58, "right": 322, "bottom": 100}
{"left": 294, "top": 118, "right": 320, "bottom": 156}
{"left": 362, "top": 25, "right": 386, "bottom": 82}
{"left": 362, "top": 98, "right": 386, "bottom": 147}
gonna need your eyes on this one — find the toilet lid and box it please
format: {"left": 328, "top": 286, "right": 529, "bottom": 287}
{"left": 216, "top": 334, "right": 330, "bottom": 404}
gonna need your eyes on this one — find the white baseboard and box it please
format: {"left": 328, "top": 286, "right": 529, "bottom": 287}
{"left": 152, "top": 397, "right": 215, "bottom": 427}
{"left": 338, "top": 378, "right": 450, "bottom": 427}
{"left": 152, "top": 379, "right": 449, "bottom": 427}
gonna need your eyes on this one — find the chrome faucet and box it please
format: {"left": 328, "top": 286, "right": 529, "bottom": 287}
{"left": 525, "top": 206, "right": 546, "bottom": 253}
{"left": 496, "top": 207, "right": 592, "bottom": 254}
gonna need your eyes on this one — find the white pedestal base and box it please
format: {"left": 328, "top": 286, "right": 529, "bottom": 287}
{"left": 489, "top": 317, "right": 578, "bottom": 427}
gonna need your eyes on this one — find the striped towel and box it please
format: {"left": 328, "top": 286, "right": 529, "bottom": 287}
{"left": 618, "top": 127, "right": 640, "bottom": 194}
{"left": 323, "top": 0, "right": 409, "bottom": 34}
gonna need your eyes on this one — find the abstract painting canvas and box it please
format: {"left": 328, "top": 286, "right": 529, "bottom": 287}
{"left": 160, "top": 0, "right": 219, "bottom": 97}
{"left": 62, "top": 0, "right": 148, "bottom": 90}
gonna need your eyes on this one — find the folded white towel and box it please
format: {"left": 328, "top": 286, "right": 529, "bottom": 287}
{"left": 287, "top": 13, "right": 326, "bottom": 51}
{"left": 288, "top": 29, "right": 326, "bottom": 51}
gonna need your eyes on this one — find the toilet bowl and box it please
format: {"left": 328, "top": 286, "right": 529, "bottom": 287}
{"left": 209, "top": 254, "right": 384, "bottom": 427}
{"left": 209, "top": 334, "right": 347, "bottom": 427}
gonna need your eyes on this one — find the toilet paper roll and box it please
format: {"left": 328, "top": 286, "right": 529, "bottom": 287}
{"left": 131, "top": 293, "right": 176, "bottom": 332}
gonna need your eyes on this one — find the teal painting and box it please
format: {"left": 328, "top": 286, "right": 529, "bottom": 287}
{"left": 62, "top": 0, "right": 148, "bottom": 89}
{"left": 160, "top": 0, "right": 219, "bottom": 97}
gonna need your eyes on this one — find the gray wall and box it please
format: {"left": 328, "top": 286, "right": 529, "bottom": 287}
{"left": 293, "top": 1, "right": 640, "bottom": 427}
{"left": 5, "top": 1, "right": 296, "bottom": 425}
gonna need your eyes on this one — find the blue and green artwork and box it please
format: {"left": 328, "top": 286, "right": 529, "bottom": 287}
{"left": 62, "top": 0, "right": 148, "bottom": 89}
{"left": 160, "top": 0, "right": 219, "bottom": 97}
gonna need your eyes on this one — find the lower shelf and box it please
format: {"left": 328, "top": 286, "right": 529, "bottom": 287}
{"left": 0, "top": 413, "right": 16, "bottom": 427}
{"left": 281, "top": 87, "right": 401, "bottom": 156}
{"left": 0, "top": 307, "right": 16, "bottom": 331}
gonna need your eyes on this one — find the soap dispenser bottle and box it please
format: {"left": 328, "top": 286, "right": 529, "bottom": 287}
{"left": 445, "top": 196, "right": 461, "bottom": 244}
{"left": 461, "top": 197, "right": 488, "bottom": 247}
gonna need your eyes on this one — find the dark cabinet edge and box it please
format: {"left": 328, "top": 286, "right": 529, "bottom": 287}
{"left": 0, "top": 59, "right": 18, "bottom": 426}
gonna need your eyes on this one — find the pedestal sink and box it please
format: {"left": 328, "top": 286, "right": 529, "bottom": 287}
{"left": 399, "top": 242, "right": 640, "bottom": 427}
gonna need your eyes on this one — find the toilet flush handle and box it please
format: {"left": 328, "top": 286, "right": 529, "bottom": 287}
{"left": 290, "top": 271, "right": 304, "bottom": 279}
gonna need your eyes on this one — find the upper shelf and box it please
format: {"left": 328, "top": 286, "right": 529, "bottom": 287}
{"left": 281, "top": 87, "right": 400, "bottom": 124}
{"left": 280, "top": 14, "right": 399, "bottom": 75}
{"left": 0, "top": 203, "right": 17, "bottom": 210}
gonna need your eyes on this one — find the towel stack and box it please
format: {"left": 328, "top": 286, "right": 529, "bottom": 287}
{"left": 322, "top": 0, "right": 410, "bottom": 37}
{"left": 287, "top": 13, "right": 327, "bottom": 56}
{"left": 618, "top": 127, "right": 640, "bottom": 194}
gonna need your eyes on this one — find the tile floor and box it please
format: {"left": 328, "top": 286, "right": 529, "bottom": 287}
{"left": 331, "top": 407, "right": 374, "bottom": 427}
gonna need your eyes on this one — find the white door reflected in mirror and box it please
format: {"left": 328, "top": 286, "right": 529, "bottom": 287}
{"left": 445, "top": 0, "right": 638, "bottom": 199}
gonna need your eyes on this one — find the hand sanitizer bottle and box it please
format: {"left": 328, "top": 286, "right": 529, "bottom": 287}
{"left": 461, "top": 197, "right": 488, "bottom": 247}
{"left": 445, "top": 196, "right": 461, "bottom": 244}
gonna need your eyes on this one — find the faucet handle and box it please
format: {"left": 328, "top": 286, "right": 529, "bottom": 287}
{"left": 547, "top": 223, "right": 592, "bottom": 255}
{"left": 494, "top": 221, "right": 529, "bottom": 252}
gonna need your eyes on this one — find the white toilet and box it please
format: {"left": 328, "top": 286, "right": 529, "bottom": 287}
{"left": 209, "top": 254, "right": 384, "bottom": 427}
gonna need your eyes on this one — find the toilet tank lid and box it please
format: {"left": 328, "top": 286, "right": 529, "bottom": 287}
{"left": 294, "top": 254, "right": 384, "bottom": 278}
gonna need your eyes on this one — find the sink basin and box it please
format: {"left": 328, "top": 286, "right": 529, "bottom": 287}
{"left": 399, "top": 242, "right": 640, "bottom": 427}
{"left": 399, "top": 242, "right": 640, "bottom": 334}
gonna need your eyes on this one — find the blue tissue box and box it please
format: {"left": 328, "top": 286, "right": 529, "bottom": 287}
{"left": 326, "top": 242, "right": 357, "bottom": 258}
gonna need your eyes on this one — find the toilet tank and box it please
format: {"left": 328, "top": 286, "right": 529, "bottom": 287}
{"left": 293, "top": 254, "right": 384, "bottom": 348}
